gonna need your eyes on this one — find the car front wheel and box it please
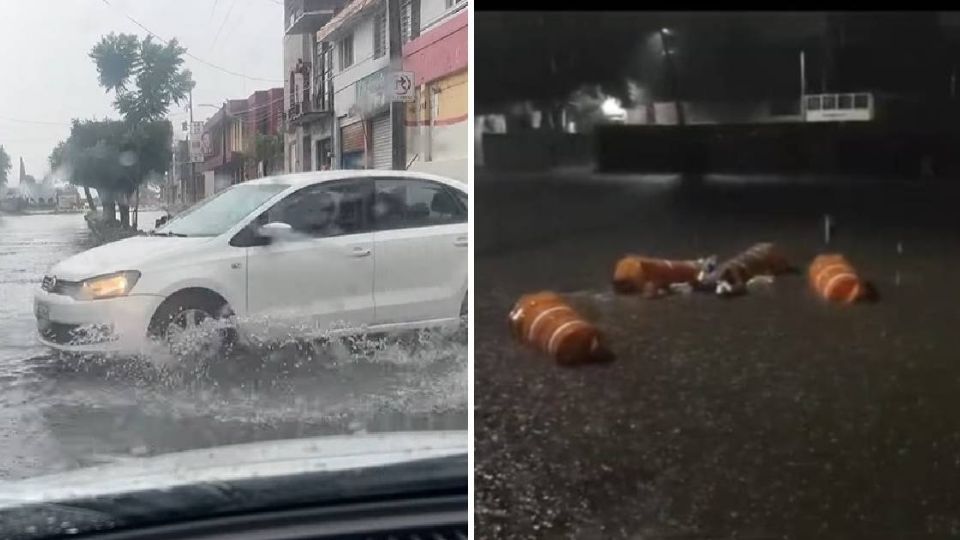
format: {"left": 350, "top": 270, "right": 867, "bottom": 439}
{"left": 148, "top": 292, "right": 236, "bottom": 357}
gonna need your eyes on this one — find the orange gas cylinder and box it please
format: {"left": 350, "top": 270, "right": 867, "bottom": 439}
{"left": 612, "top": 255, "right": 703, "bottom": 295}
{"left": 809, "top": 254, "right": 870, "bottom": 303}
{"left": 700, "top": 242, "right": 792, "bottom": 296}
{"left": 508, "top": 291, "right": 612, "bottom": 366}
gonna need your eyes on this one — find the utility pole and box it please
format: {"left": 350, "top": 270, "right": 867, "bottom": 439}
{"left": 388, "top": 0, "right": 406, "bottom": 170}
{"left": 659, "top": 28, "right": 685, "bottom": 126}
{"left": 188, "top": 86, "right": 195, "bottom": 204}
{"left": 800, "top": 50, "right": 807, "bottom": 121}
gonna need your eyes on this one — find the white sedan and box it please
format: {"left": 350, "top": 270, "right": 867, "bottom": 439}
{"left": 34, "top": 170, "right": 469, "bottom": 354}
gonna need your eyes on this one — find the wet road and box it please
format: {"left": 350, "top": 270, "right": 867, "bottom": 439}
{"left": 475, "top": 169, "right": 960, "bottom": 539}
{"left": 0, "top": 212, "right": 466, "bottom": 480}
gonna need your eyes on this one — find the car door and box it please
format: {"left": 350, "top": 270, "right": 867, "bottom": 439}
{"left": 372, "top": 177, "right": 468, "bottom": 326}
{"left": 244, "top": 178, "right": 376, "bottom": 337}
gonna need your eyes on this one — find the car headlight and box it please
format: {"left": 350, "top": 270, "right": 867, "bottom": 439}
{"left": 74, "top": 271, "right": 141, "bottom": 301}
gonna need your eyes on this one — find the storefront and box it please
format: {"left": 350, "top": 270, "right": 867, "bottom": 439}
{"left": 371, "top": 112, "right": 393, "bottom": 169}
{"left": 340, "top": 119, "right": 366, "bottom": 169}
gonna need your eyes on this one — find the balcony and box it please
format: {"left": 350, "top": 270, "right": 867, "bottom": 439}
{"left": 287, "top": 91, "right": 333, "bottom": 127}
{"left": 285, "top": 0, "right": 341, "bottom": 35}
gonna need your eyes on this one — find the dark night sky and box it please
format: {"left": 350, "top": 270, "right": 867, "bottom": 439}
{"left": 476, "top": 12, "right": 960, "bottom": 111}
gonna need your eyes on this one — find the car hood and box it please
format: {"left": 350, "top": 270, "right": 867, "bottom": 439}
{"left": 0, "top": 430, "right": 467, "bottom": 506}
{"left": 49, "top": 235, "right": 214, "bottom": 281}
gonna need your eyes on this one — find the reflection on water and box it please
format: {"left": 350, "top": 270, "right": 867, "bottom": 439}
{"left": 0, "top": 213, "right": 466, "bottom": 479}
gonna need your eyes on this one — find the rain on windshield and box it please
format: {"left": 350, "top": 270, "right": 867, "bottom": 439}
{"left": 0, "top": 0, "right": 468, "bottom": 497}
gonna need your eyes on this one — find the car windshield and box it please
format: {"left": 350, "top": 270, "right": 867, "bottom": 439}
{"left": 155, "top": 183, "right": 288, "bottom": 237}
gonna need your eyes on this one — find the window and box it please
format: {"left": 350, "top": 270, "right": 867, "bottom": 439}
{"left": 338, "top": 33, "right": 354, "bottom": 70}
{"left": 373, "top": 9, "right": 386, "bottom": 59}
{"left": 854, "top": 93, "right": 869, "bottom": 108}
{"left": 401, "top": 0, "right": 420, "bottom": 44}
{"left": 452, "top": 187, "right": 467, "bottom": 214}
{"left": 806, "top": 96, "right": 821, "bottom": 111}
{"left": 158, "top": 183, "right": 289, "bottom": 237}
{"left": 260, "top": 180, "right": 372, "bottom": 237}
{"left": 823, "top": 95, "right": 837, "bottom": 110}
{"left": 838, "top": 94, "right": 853, "bottom": 110}
{"left": 373, "top": 179, "right": 466, "bottom": 231}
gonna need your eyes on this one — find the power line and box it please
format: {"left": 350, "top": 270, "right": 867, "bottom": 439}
{"left": 99, "top": 0, "right": 283, "bottom": 84}
{"left": 0, "top": 116, "right": 71, "bottom": 127}
{"left": 210, "top": 0, "right": 237, "bottom": 51}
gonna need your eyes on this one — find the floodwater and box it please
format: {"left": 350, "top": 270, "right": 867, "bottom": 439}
{"left": 0, "top": 212, "right": 466, "bottom": 480}
{"left": 475, "top": 169, "right": 960, "bottom": 539}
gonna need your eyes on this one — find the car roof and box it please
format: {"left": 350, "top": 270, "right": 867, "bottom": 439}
{"left": 244, "top": 169, "right": 467, "bottom": 192}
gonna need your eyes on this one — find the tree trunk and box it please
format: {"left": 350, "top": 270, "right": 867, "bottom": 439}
{"left": 103, "top": 200, "right": 117, "bottom": 223}
{"left": 118, "top": 204, "right": 130, "bottom": 228}
{"left": 133, "top": 187, "right": 140, "bottom": 230}
{"left": 83, "top": 186, "right": 97, "bottom": 212}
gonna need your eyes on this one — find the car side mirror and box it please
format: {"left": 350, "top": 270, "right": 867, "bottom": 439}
{"left": 258, "top": 221, "right": 294, "bottom": 239}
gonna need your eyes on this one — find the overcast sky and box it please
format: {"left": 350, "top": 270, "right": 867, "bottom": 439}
{"left": 0, "top": 0, "right": 284, "bottom": 182}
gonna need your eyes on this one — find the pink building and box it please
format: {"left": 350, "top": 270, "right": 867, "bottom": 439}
{"left": 402, "top": 0, "right": 468, "bottom": 181}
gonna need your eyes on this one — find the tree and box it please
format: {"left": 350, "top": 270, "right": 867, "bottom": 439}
{"left": 49, "top": 140, "right": 96, "bottom": 211}
{"left": 0, "top": 145, "right": 10, "bottom": 188}
{"left": 51, "top": 119, "right": 171, "bottom": 224}
{"left": 90, "top": 33, "right": 193, "bottom": 124}
{"left": 89, "top": 33, "right": 190, "bottom": 226}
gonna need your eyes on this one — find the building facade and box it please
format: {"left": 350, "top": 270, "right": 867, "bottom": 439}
{"left": 402, "top": 0, "right": 467, "bottom": 181}
{"left": 243, "top": 87, "right": 286, "bottom": 178}
{"left": 317, "top": 0, "right": 394, "bottom": 171}
{"left": 282, "top": 0, "right": 467, "bottom": 180}
{"left": 200, "top": 99, "right": 248, "bottom": 197}
{"left": 283, "top": 0, "right": 345, "bottom": 173}
{"left": 188, "top": 88, "right": 286, "bottom": 202}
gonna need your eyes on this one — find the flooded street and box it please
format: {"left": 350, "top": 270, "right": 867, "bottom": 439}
{"left": 0, "top": 212, "right": 466, "bottom": 480}
{"left": 475, "top": 169, "right": 960, "bottom": 539}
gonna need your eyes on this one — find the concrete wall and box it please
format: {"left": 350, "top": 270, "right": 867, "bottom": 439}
{"left": 408, "top": 158, "right": 467, "bottom": 183}
{"left": 331, "top": 10, "right": 390, "bottom": 117}
{"left": 420, "top": 0, "right": 465, "bottom": 32}
{"left": 482, "top": 132, "right": 594, "bottom": 172}
{"left": 403, "top": 5, "right": 466, "bottom": 85}
{"left": 401, "top": 3, "right": 467, "bottom": 179}
{"left": 405, "top": 69, "right": 467, "bottom": 166}
{"left": 625, "top": 100, "right": 803, "bottom": 126}
{"left": 595, "top": 123, "right": 960, "bottom": 177}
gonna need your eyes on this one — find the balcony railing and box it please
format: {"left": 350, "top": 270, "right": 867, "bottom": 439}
{"left": 285, "top": 0, "right": 338, "bottom": 35}
{"left": 287, "top": 89, "right": 333, "bottom": 125}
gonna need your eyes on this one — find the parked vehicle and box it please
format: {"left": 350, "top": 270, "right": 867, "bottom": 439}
{"left": 34, "top": 170, "right": 469, "bottom": 354}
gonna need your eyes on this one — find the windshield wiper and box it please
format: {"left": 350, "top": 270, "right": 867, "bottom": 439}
{"left": 149, "top": 231, "right": 188, "bottom": 237}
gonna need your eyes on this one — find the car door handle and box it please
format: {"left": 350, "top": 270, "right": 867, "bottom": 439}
{"left": 454, "top": 237, "right": 468, "bottom": 247}
{"left": 350, "top": 247, "right": 372, "bottom": 258}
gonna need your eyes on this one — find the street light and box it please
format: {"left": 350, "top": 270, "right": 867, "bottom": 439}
{"left": 657, "top": 28, "right": 684, "bottom": 125}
